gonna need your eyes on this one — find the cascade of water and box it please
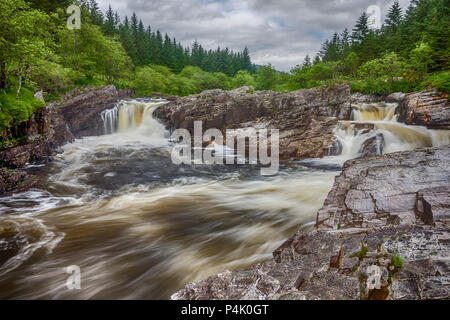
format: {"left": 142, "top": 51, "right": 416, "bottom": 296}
{"left": 351, "top": 102, "right": 398, "bottom": 121}
{"left": 101, "top": 100, "right": 168, "bottom": 138}
{"left": 100, "top": 104, "right": 119, "bottom": 134}
{"left": 327, "top": 102, "right": 450, "bottom": 160}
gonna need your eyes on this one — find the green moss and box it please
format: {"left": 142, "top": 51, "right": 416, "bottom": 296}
{"left": 391, "top": 253, "right": 404, "bottom": 269}
{"left": 0, "top": 87, "right": 45, "bottom": 130}
{"left": 351, "top": 243, "right": 368, "bottom": 260}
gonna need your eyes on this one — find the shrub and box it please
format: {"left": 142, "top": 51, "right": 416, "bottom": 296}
{"left": 0, "top": 87, "right": 45, "bottom": 130}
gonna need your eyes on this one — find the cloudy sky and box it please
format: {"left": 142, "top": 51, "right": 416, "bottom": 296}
{"left": 96, "top": 0, "right": 411, "bottom": 71}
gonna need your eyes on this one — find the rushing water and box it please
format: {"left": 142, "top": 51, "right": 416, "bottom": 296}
{"left": 320, "top": 102, "right": 450, "bottom": 165}
{"left": 0, "top": 99, "right": 449, "bottom": 299}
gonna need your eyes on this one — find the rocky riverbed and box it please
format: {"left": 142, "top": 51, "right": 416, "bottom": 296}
{"left": 172, "top": 145, "right": 450, "bottom": 300}
{"left": 0, "top": 84, "right": 449, "bottom": 300}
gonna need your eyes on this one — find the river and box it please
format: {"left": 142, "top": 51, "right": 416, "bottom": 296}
{"left": 0, "top": 99, "right": 448, "bottom": 299}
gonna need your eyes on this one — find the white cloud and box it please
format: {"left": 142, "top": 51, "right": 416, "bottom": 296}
{"left": 96, "top": 0, "right": 411, "bottom": 71}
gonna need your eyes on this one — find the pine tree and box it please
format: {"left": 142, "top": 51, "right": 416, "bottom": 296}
{"left": 89, "top": 0, "right": 103, "bottom": 26}
{"left": 103, "top": 5, "right": 116, "bottom": 36}
{"left": 130, "top": 13, "right": 139, "bottom": 44}
{"left": 302, "top": 55, "right": 312, "bottom": 68}
{"left": 135, "top": 20, "right": 147, "bottom": 65}
{"left": 102, "top": 6, "right": 255, "bottom": 75}
{"left": 352, "top": 12, "right": 369, "bottom": 43}
{"left": 241, "top": 47, "right": 252, "bottom": 72}
{"left": 119, "top": 16, "right": 138, "bottom": 64}
{"left": 313, "top": 55, "right": 321, "bottom": 65}
{"left": 340, "top": 28, "right": 351, "bottom": 56}
{"left": 385, "top": 1, "right": 403, "bottom": 32}
{"left": 114, "top": 12, "right": 120, "bottom": 28}
{"left": 154, "top": 30, "right": 164, "bottom": 65}
{"left": 162, "top": 34, "right": 176, "bottom": 71}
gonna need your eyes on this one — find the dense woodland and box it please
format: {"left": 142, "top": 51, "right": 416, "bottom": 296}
{"left": 280, "top": 0, "right": 450, "bottom": 95}
{"left": 0, "top": 0, "right": 448, "bottom": 130}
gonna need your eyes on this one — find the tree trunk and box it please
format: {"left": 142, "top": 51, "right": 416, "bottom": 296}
{"left": 73, "top": 30, "right": 77, "bottom": 55}
{"left": 0, "top": 61, "right": 6, "bottom": 90}
{"left": 16, "top": 66, "right": 23, "bottom": 99}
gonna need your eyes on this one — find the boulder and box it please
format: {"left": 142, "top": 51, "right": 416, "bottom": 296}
{"left": 53, "top": 85, "right": 133, "bottom": 138}
{"left": 396, "top": 89, "right": 450, "bottom": 129}
{"left": 154, "top": 84, "right": 353, "bottom": 160}
{"left": 358, "top": 133, "right": 384, "bottom": 157}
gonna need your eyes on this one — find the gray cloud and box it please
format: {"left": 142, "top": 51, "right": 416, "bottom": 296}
{"left": 96, "top": 0, "right": 411, "bottom": 71}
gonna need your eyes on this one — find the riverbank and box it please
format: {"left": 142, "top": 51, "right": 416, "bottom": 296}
{"left": 0, "top": 84, "right": 449, "bottom": 300}
{"left": 172, "top": 144, "right": 450, "bottom": 300}
{"left": 0, "top": 85, "right": 134, "bottom": 195}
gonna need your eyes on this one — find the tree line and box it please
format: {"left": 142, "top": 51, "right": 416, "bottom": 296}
{"left": 0, "top": 0, "right": 257, "bottom": 130}
{"left": 85, "top": 1, "right": 255, "bottom": 75}
{"left": 258, "top": 0, "right": 449, "bottom": 94}
{"left": 1, "top": 0, "right": 448, "bottom": 131}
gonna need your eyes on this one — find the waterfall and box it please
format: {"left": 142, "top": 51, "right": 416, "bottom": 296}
{"left": 101, "top": 106, "right": 119, "bottom": 134}
{"left": 100, "top": 100, "right": 168, "bottom": 139}
{"left": 328, "top": 102, "right": 450, "bottom": 159}
{"left": 351, "top": 102, "right": 398, "bottom": 121}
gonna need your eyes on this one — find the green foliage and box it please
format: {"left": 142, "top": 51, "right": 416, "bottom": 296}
{"left": 410, "top": 42, "right": 434, "bottom": 76}
{"left": 265, "top": 0, "right": 449, "bottom": 95}
{"left": 0, "top": 0, "right": 259, "bottom": 129}
{"left": 421, "top": 71, "right": 450, "bottom": 94}
{"left": 131, "top": 65, "right": 254, "bottom": 96}
{"left": 58, "top": 22, "right": 133, "bottom": 84}
{"left": 255, "top": 65, "right": 278, "bottom": 90}
{"left": 0, "top": 87, "right": 45, "bottom": 129}
{"left": 391, "top": 253, "right": 404, "bottom": 269}
{"left": 130, "top": 66, "right": 170, "bottom": 96}
{"left": 351, "top": 244, "right": 368, "bottom": 260}
{"left": 358, "top": 53, "right": 407, "bottom": 82}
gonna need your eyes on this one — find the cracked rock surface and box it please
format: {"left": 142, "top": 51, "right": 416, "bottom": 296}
{"left": 172, "top": 145, "right": 450, "bottom": 300}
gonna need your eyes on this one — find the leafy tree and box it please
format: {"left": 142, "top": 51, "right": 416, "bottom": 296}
{"left": 410, "top": 42, "right": 434, "bottom": 77}
{"left": 231, "top": 70, "right": 256, "bottom": 88}
{"left": 255, "top": 65, "right": 278, "bottom": 90}
{"left": 0, "top": 0, "right": 53, "bottom": 96}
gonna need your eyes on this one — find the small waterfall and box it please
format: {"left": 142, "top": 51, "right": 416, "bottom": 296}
{"left": 328, "top": 102, "right": 450, "bottom": 160}
{"left": 351, "top": 102, "right": 397, "bottom": 121}
{"left": 101, "top": 106, "right": 119, "bottom": 134}
{"left": 101, "top": 100, "right": 168, "bottom": 138}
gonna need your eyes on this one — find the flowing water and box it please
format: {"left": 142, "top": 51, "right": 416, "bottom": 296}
{"left": 0, "top": 99, "right": 449, "bottom": 299}
{"left": 320, "top": 102, "right": 450, "bottom": 165}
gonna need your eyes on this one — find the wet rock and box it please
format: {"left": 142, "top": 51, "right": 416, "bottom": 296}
{"left": 416, "top": 186, "right": 450, "bottom": 226}
{"left": 358, "top": 133, "right": 384, "bottom": 157}
{"left": 34, "top": 90, "right": 45, "bottom": 103}
{"left": 0, "top": 168, "right": 38, "bottom": 196}
{"left": 154, "top": 84, "right": 352, "bottom": 160}
{"left": 53, "top": 85, "right": 133, "bottom": 138}
{"left": 316, "top": 145, "right": 449, "bottom": 230}
{"left": 172, "top": 145, "right": 450, "bottom": 300}
{"left": 386, "top": 92, "right": 406, "bottom": 102}
{"left": 396, "top": 89, "right": 450, "bottom": 129}
{"left": 325, "top": 139, "right": 342, "bottom": 156}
